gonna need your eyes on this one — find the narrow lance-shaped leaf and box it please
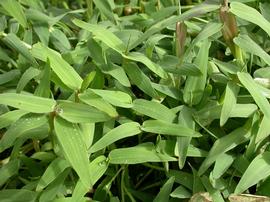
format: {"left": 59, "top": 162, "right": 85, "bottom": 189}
{"left": 238, "top": 72, "right": 270, "bottom": 119}
{"left": 0, "top": 114, "right": 47, "bottom": 152}
{"left": 0, "top": 189, "right": 37, "bottom": 202}
{"left": 176, "top": 106, "right": 194, "bottom": 169}
{"left": 255, "top": 116, "right": 270, "bottom": 143}
{"left": 89, "top": 89, "right": 133, "bottom": 108}
{"left": 124, "top": 62, "right": 159, "bottom": 98}
{"left": 0, "top": 0, "right": 28, "bottom": 28}
{"left": 124, "top": 52, "right": 167, "bottom": 79}
{"left": 109, "top": 143, "right": 177, "bottom": 164}
{"left": 153, "top": 177, "right": 175, "bottom": 202}
{"left": 129, "top": 2, "right": 220, "bottom": 50}
{"left": 220, "top": 81, "right": 239, "bottom": 126}
{"left": 0, "top": 159, "right": 20, "bottom": 187}
{"left": 0, "top": 93, "right": 56, "bottom": 113}
{"left": 36, "top": 158, "right": 70, "bottom": 191}
{"left": 72, "top": 156, "right": 108, "bottom": 201}
{"left": 54, "top": 116, "right": 91, "bottom": 188}
{"left": 17, "top": 67, "right": 41, "bottom": 93}
{"left": 198, "top": 119, "right": 252, "bottom": 175}
{"left": 57, "top": 101, "right": 111, "bottom": 123}
{"left": 100, "top": 63, "right": 131, "bottom": 87}
{"left": 0, "top": 110, "right": 28, "bottom": 129}
{"left": 89, "top": 122, "right": 141, "bottom": 153}
{"left": 34, "top": 63, "right": 51, "bottom": 98}
{"left": 234, "top": 34, "right": 270, "bottom": 66}
{"left": 142, "top": 120, "right": 201, "bottom": 137}
{"left": 92, "top": 0, "right": 116, "bottom": 23}
{"left": 31, "top": 43, "right": 83, "bottom": 91}
{"left": 39, "top": 168, "right": 71, "bottom": 202}
{"left": 183, "top": 40, "right": 211, "bottom": 105}
{"left": 72, "top": 19, "right": 126, "bottom": 54}
{"left": 79, "top": 91, "right": 118, "bottom": 118}
{"left": 0, "top": 69, "right": 20, "bottom": 85}
{"left": 185, "top": 23, "right": 222, "bottom": 58}
{"left": 132, "top": 99, "right": 176, "bottom": 123}
{"left": 235, "top": 152, "right": 270, "bottom": 194}
{"left": 212, "top": 153, "right": 235, "bottom": 179}
{"left": 3, "top": 33, "right": 37, "bottom": 65}
{"left": 230, "top": 2, "right": 270, "bottom": 37}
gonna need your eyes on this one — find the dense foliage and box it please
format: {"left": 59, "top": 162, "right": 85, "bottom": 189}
{"left": 1, "top": 0, "right": 270, "bottom": 201}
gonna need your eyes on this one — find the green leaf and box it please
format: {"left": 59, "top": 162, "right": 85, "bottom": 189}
{"left": 0, "top": 114, "right": 47, "bottom": 152}
{"left": 80, "top": 71, "right": 96, "bottom": 92}
{"left": 256, "top": 116, "right": 270, "bottom": 143}
{"left": 0, "top": 0, "right": 28, "bottom": 28}
{"left": 151, "top": 83, "right": 182, "bottom": 100}
{"left": 79, "top": 91, "right": 118, "bottom": 118}
{"left": 80, "top": 123, "right": 95, "bottom": 150}
{"left": 0, "top": 189, "right": 37, "bottom": 202}
{"left": 109, "top": 143, "right": 177, "bottom": 164}
{"left": 220, "top": 82, "right": 239, "bottom": 126}
{"left": 234, "top": 34, "right": 270, "bottom": 66}
{"left": 72, "top": 156, "right": 108, "bottom": 201}
{"left": 36, "top": 158, "right": 70, "bottom": 191}
{"left": 159, "top": 56, "right": 202, "bottom": 76}
{"left": 89, "top": 122, "right": 141, "bottom": 153}
{"left": 57, "top": 101, "right": 111, "bottom": 123}
{"left": 50, "top": 28, "right": 71, "bottom": 52}
{"left": 124, "top": 62, "right": 159, "bottom": 98}
{"left": 3, "top": 33, "right": 36, "bottom": 65}
{"left": 31, "top": 43, "right": 83, "bottom": 90}
{"left": 185, "top": 22, "right": 222, "bottom": 57}
{"left": 168, "top": 170, "right": 193, "bottom": 190}
{"left": 198, "top": 120, "right": 252, "bottom": 175}
{"left": 100, "top": 63, "right": 131, "bottom": 87}
{"left": 132, "top": 99, "right": 176, "bottom": 123}
{"left": 72, "top": 19, "right": 126, "bottom": 54}
{"left": 235, "top": 152, "right": 270, "bottom": 194}
{"left": 0, "top": 93, "right": 56, "bottom": 113}
{"left": 0, "top": 110, "right": 28, "bottom": 129}
{"left": 0, "top": 159, "right": 20, "bottom": 187}
{"left": 238, "top": 72, "right": 270, "bottom": 119}
{"left": 212, "top": 153, "right": 235, "bottom": 179}
{"left": 39, "top": 168, "right": 70, "bottom": 202}
{"left": 153, "top": 177, "right": 175, "bottom": 202}
{"left": 16, "top": 67, "right": 41, "bottom": 93}
{"left": 230, "top": 2, "right": 270, "bottom": 37}
{"left": 124, "top": 52, "right": 167, "bottom": 79}
{"left": 142, "top": 120, "right": 201, "bottom": 137}
{"left": 177, "top": 106, "right": 194, "bottom": 169}
{"left": 195, "top": 103, "right": 257, "bottom": 125}
{"left": 89, "top": 89, "right": 133, "bottom": 108}
{"left": 93, "top": 0, "right": 117, "bottom": 23}
{"left": 0, "top": 70, "right": 20, "bottom": 85}
{"left": 54, "top": 116, "right": 91, "bottom": 188}
{"left": 129, "top": 2, "right": 220, "bottom": 50}
{"left": 183, "top": 40, "right": 211, "bottom": 105}
{"left": 170, "top": 186, "right": 191, "bottom": 199}
{"left": 34, "top": 63, "right": 51, "bottom": 98}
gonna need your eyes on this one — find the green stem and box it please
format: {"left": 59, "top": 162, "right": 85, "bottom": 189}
{"left": 143, "top": 163, "right": 166, "bottom": 171}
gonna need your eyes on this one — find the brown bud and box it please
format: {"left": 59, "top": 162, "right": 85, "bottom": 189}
{"left": 219, "top": 4, "right": 238, "bottom": 56}
{"left": 124, "top": 6, "right": 133, "bottom": 16}
{"left": 176, "top": 22, "right": 187, "bottom": 58}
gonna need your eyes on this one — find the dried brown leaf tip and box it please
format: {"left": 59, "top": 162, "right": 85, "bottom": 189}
{"left": 189, "top": 192, "right": 212, "bottom": 202}
{"left": 229, "top": 194, "right": 270, "bottom": 202}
